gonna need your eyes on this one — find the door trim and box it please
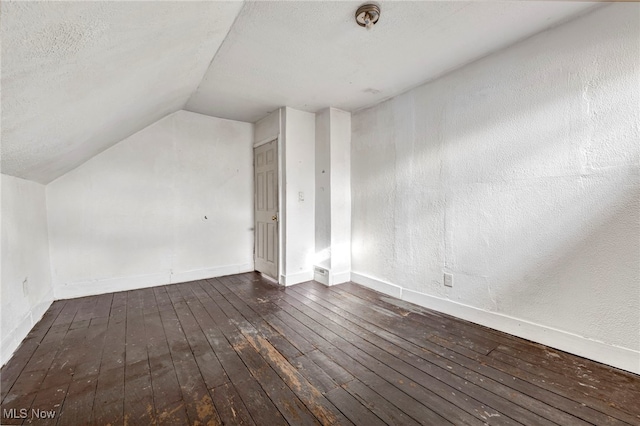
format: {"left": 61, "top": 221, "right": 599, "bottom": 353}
{"left": 254, "top": 135, "right": 276, "bottom": 149}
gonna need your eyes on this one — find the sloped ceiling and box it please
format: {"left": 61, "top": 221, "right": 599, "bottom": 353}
{"left": 185, "top": 1, "right": 598, "bottom": 122}
{"left": 1, "top": 1, "right": 243, "bottom": 183}
{"left": 2, "top": 1, "right": 597, "bottom": 184}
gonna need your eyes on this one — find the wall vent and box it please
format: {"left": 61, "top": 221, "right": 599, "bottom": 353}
{"left": 314, "top": 266, "right": 328, "bottom": 276}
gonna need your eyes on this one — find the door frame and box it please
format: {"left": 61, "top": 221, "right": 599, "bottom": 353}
{"left": 253, "top": 136, "right": 282, "bottom": 283}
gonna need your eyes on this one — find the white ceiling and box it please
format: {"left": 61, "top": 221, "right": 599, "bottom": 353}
{"left": 1, "top": 1, "right": 243, "bottom": 183}
{"left": 186, "top": 1, "right": 598, "bottom": 122}
{"left": 1, "top": 1, "right": 598, "bottom": 183}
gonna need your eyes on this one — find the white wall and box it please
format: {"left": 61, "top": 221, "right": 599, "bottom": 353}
{"left": 255, "top": 109, "right": 281, "bottom": 144}
{"left": 315, "top": 108, "right": 351, "bottom": 285}
{"left": 351, "top": 4, "right": 640, "bottom": 374}
{"left": 329, "top": 109, "right": 351, "bottom": 284}
{"left": 315, "top": 109, "right": 332, "bottom": 271}
{"left": 1, "top": 174, "right": 53, "bottom": 366}
{"left": 282, "top": 107, "right": 316, "bottom": 285}
{"left": 254, "top": 107, "right": 316, "bottom": 286}
{"left": 47, "top": 110, "right": 254, "bottom": 298}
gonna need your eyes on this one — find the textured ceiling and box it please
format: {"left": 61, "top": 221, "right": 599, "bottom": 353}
{"left": 1, "top": 1, "right": 243, "bottom": 183}
{"left": 2, "top": 1, "right": 598, "bottom": 183}
{"left": 185, "top": 1, "right": 598, "bottom": 122}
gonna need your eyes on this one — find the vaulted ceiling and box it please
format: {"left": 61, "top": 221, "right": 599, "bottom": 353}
{"left": 1, "top": 1, "right": 598, "bottom": 184}
{"left": 1, "top": 1, "right": 244, "bottom": 183}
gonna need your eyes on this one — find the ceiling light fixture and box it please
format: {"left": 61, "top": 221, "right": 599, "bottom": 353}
{"left": 355, "top": 4, "right": 380, "bottom": 29}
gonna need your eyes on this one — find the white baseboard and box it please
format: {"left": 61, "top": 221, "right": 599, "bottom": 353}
{"left": 331, "top": 270, "right": 351, "bottom": 286}
{"left": 54, "top": 263, "right": 254, "bottom": 299}
{"left": 351, "top": 271, "right": 640, "bottom": 375}
{"left": 312, "top": 267, "right": 350, "bottom": 286}
{"left": 350, "top": 271, "right": 402, "bottom": 298}
{"left": 171, "top": 263, "right": 253, "bottom": 284}
{"left": 1, "top": 290, "right": 54, "bottom": 367}
{"left": 282, "top": 270, "right": 314, "bottom": 286}
{"left": 313, "top": 270, "right": 330, "bottom": 286}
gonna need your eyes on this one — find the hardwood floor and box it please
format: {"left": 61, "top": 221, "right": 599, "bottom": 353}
{"left": 1, "top": 272, "right": 639, "bottom": 425}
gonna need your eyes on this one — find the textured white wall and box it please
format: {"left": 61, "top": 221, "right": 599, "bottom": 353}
{"left": 329, "top": 109, "right": 352, "bottom": 283}
{"left": 315, "top": 109, "right": 332, "bottom": 271}
{"left": 282, "top": 108, "right": 316, "bottom": 285}
{"left": 315, "top": 108, "right": 352, "bottom": 285}
{"left": 351, "top": 4, "right": 639, "bottom": 373}
{"left": 1, "top": 175, "right": 53, "bottom": 366}
{"left": 47, "top": 111, "right": 254, "bottom": 298}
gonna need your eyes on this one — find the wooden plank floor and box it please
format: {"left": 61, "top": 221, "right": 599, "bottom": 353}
{"left": 1, "top": 272, "right": 639, "bottom": 425}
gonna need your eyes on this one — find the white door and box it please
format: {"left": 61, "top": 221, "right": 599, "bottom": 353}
{"left": 254, "top": 140, "right": 279, "bottom": 280}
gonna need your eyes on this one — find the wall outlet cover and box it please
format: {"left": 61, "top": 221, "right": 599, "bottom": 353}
{"left": 444, "top": 273, "right": 453, "bottom": 288}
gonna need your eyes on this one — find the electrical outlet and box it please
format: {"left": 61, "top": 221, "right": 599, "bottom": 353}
{"left": 444, "top": 273, "right": 453, "bottom": 288}
{"left": 22, "top": 278, "right": 29, "bottom": 297}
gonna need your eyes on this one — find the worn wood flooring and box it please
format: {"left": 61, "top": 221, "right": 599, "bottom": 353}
{"left": 1, "top": 272, "right": 639, "bottom": 425}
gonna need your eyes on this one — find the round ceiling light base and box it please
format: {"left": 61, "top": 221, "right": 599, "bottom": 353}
{"left": 355, "top": 4, "right": 381, "bottom": 29}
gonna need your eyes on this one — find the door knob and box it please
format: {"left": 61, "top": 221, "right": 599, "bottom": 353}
{"left": 272, "top": 215, "right": 277, "bottom": 221}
